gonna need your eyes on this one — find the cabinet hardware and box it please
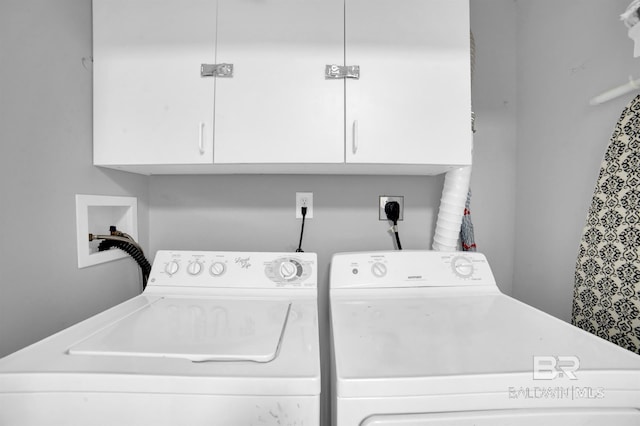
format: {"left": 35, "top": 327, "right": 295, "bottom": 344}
{"left": 199, "top": 122, "right": 205, "bottom": 154}
{"left": 352, "top": 120, "right": 359, "bottom": 154}
{"left": 325, "top": 64, "right": 360, "bottom": 80}
{"left": 201, "top": 63, "right": 234, "bottom": 78}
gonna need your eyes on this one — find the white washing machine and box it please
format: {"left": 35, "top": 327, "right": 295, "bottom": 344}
{"left": 0, "top": 251, "right": 320, "bottom": 425}
{"left": 329, "top": 251, "right": 640, "bottom": 425}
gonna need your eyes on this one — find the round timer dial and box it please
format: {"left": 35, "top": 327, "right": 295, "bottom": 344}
{"left": 371, "top": 262, "right": 387, "bottom": 278}
{"left": 451, "top": 256, "right": 474, "bottom": 278}
{"left": 265, "top": 257, "right": 308, "bottom": 284}
{"left": 279, "top": 261, "right": 299, "bottom": 280}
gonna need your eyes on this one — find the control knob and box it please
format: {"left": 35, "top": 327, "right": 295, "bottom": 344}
{"left": 279, "top": 261, "right": 298, "bottom": 280}
{"left": 187, "top": 261, "right": 203, "bottom": 276}
{"left": 371, "top": 262, "right": 387, "bottom": 278}
{"left": 451, "top": 256, "right": 474, "bottom": 278}
{"left": 165, "top": 260, "right": 179, "bottom": 276}
{"left": 209, "top": 262, "right": 226, "bottom": 277}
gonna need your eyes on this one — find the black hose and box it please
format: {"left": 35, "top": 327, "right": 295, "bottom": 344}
{"left": 98, "top": 239, "right": 151, "bottom": 290}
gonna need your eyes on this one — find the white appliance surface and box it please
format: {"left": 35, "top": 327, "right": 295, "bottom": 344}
{"left": 330, "top": 251, "right": 640, "bottom": 426}
{"left": 0, "top": 251, "right": 320, "bottom": 426}
{"left": 68, "top": 298, "right": 292, "bottom": 362}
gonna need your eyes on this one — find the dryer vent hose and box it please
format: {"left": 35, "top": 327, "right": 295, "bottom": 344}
{"left": 432, "top": 32, "right": 476, "bottom": 252}
{"left": 432, "top": 166, "right": 472, "bottom": 252}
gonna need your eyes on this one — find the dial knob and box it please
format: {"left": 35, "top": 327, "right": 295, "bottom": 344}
{"left": 279, "top": 261, "right": 298, "bottom": 280}
{"left": 451, "top": 256, "right": 474, "bottom": 278}
{"left": 165, "top": 260, "right": 179, "bottom": 276}
{"left": 371, "top": 262, "right": 387, "bottom": 278}
{"left": 187, "top": 261, "right": 203, "bottom": 276}
{"left": 209, "top": 262, "right": 226, "bottom": 277}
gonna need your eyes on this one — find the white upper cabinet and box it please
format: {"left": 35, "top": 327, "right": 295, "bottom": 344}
{"left": 345, "top": 0, "right": 471, "bottom": 166}
{"left": 93, "top": 0, "right": 471, "bottom": 174}
{"left": 214, "top": 0, "right": 344, "bottom": 164}
{"left": 93, "top": 0, "right": 216, "bottom": 166}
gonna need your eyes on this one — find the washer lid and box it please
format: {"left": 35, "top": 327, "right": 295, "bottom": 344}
{"left": 69, "top": 297, "right": 291, "bottom": 363}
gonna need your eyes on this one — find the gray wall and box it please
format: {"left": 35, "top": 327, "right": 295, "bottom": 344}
{"left": 1, "top": 0, "right": 637, "bottom": 420}
{"left": 514, "top": 0, "right": 640, "bottom": 321}
{"left": 470, "top": 0, "right": 518, "bottom": 296}
{"left": 0, "top": 0, "right": 149, "bottom": 357}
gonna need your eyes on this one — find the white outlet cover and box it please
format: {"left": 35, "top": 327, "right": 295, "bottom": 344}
{"left": 295, "top": 192, "right": 313, "bottom": 219}
{"left": 76, "top": 194, "right": 138, "bottom": 268}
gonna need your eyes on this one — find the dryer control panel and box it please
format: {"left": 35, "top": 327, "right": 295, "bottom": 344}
{"left": 330, "top": 251, "right": 496, "bottom": 289}
{"left": 148, "top": 251, "right": 317, "bottom": 289}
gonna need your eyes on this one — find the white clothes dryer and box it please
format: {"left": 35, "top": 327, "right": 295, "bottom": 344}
{"left": 0, "top": 251, "right": 320, "bottom": 426}
{"left": 329, "top": 251, "right": 640, "bottom": 426}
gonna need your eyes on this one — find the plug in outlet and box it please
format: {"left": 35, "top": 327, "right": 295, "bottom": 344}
{"left": 296, "top": 192, "right": 313, "bottom": 219}
{"left": 379, "top": 196, "right": 404, "bottom": 221}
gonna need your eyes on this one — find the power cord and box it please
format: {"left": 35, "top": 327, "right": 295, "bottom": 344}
{"left": 385, "top": 201, "right": 403, "bottom": 250}
{"left": 296, "top": 206, "right": 308, "bottom": 252}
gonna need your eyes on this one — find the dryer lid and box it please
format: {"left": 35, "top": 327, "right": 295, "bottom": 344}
{"left": 69, "top": 297, "right": 291, "bottom": 363}
{"left": 331, "top": 293, "right": 640, "bottom": 398}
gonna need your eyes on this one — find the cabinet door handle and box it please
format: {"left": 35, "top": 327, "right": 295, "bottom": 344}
{"left": 352, "top": 120, "right": 359, "bottom": 154}
{"left": 198, "top": 122, "right": 205, "bottom": 155}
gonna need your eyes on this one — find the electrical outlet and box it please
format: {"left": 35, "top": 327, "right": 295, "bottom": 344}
{"left": 379, "top": 196, "right": 404, "bottom": 221}
{"left": 296, "top": 192, "right": 313, "bottom": 219}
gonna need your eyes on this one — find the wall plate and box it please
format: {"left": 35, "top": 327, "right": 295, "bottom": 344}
{"left": 296, "top": 192, "right": 313, "bottom": 219}
{"left": 76, "top": 194, "right": 138, "bottom": 268}
{"left": 379, "top": 195, "right": 404, "bottom": 221}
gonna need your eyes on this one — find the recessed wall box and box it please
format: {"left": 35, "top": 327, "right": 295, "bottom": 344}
{"left": 75, "top": 194, "right": 138, "bottom": 268}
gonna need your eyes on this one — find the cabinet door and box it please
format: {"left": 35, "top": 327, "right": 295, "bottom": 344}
{"left": 93, "top": 0, "right": 216, "bottom": 166}
{"left": 214, "top": 0, "right": 344, "bottom": 164}
{"left": 345, "top": 0, "right": 471, "bottom": 165}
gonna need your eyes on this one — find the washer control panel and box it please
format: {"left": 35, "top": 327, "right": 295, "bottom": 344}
{"left": 149, "top": 251, "right": 317, "bottom": 288}
{"left": 330, "top": 251, "right": 496, "bottom": 289}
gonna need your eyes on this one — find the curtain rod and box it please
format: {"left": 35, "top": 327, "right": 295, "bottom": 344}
{"left": 589, "top": 76, "right": 640, "bottom": 105}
